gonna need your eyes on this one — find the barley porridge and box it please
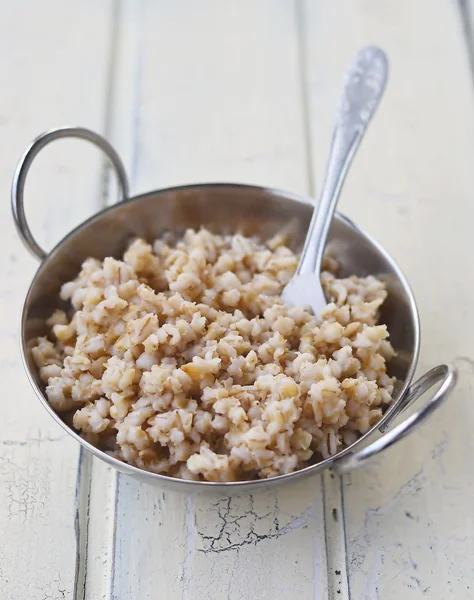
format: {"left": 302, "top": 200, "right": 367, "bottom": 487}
{"left": 32, "top": 228, "right": 395, "bottom": 481}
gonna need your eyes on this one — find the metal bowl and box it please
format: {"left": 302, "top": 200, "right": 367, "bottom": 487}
{"left": 12, "top": 127, "right": 457, "bottom": 492}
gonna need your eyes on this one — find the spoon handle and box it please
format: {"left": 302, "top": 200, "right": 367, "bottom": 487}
{"left": 297, "top": 46, "right": 388, "bottom": 276}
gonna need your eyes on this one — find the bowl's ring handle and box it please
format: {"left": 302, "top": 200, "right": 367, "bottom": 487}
{"left": 11, "top": 127, "right": 129, "bottom": 261}
{"left": 332, "top": 363, "right": 457, "bottom": 474}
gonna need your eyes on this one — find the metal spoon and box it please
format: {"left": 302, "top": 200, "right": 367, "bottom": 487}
{"left": 281, "top": 46, "right": 388, "bottom": 316}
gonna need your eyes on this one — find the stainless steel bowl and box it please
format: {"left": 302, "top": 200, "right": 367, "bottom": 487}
{"left": 12, "top": 127, "right": 457, "bottom": 492}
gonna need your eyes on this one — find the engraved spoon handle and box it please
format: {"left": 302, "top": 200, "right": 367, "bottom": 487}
{"left": 297, "top": 46, "right": 388, "bottom": 276}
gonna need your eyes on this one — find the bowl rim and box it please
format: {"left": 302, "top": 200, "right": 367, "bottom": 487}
{"left": 20, "top": 181, "right": 420, "bottom": 488}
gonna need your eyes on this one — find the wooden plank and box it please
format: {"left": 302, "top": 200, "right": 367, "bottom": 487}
{"left": 100, "top": 1, "right": 331, "bottom": 599}
{"left": 0, "top": 2, "right": 113, "bottom": 598}
{"left": 303, "top": 0, "right": 474, "bottom": 598}
{"left": 117, "top": 0, "right": 308, "bottom": 194}
{"left": 183, "top": 482, "right": 328, "bottom": 600}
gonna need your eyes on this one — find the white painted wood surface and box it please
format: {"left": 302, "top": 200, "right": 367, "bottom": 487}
{"left": 1, "top": 1, "right": 474, "bottom": 599}
{"left": 0, "top": 2, "right": 113, "bottom": 599}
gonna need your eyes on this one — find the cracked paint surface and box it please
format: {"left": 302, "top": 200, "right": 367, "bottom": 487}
{"left": 194, "top": 495, "right": 313, "bottom": 553}
{"left": 111, "top": 475, "right": 328, "bottom": 600}
{"left": 179, "top": 482, "right": 328, "bottom": 599}
{"left": 0, "top": 3, "right": 116, "bottom": 598}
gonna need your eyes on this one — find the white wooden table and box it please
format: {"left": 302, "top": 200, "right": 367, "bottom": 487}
{"left": 2, "top": 2, "right": 474, "bottom": 598}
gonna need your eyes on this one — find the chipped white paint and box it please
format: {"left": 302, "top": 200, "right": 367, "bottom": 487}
{"left": 0, "top": 2, "right": 114, "bottom": 599}
{"left": 2, "top": 1, "right": 474, "bottom": 599}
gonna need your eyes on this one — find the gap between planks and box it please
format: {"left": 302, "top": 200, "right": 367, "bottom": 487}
{"left": 74, "top": 2, "right": 123, "bottom": 599}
